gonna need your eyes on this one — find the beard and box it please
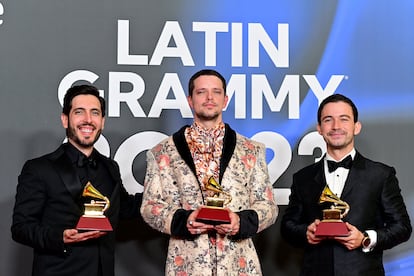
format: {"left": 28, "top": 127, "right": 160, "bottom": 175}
{"left": 66, "top": 124, "right": 101, "bottom": 149}
{"left": 195, "top": 110, "right": 221, "bottom": 122}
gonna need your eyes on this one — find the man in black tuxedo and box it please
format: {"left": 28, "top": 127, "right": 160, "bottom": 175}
{"left": 11, "top": 85, "right": 141, "bottom": 276}
{"left": 281, "top": 94, "right": 412, "bottom": 275}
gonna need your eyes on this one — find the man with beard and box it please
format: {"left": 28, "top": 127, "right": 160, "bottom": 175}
{"left": 281, "top": 94, "right": 411, "bottom": 275}
{"left": 11, "top": 85, "right": 141, "bottom": 276}
{"left": 140, "top": 69, "right": 277, "bottom": 275}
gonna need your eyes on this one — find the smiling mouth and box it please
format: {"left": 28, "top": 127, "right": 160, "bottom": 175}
{"left": 79, "top": 125, "right": 94, "bottom": 134}
{"left": 329, "top": 130, "right": 345, "bottom": 136}
{"left": 329, "top": 134, "right": 346, "bottom": 142}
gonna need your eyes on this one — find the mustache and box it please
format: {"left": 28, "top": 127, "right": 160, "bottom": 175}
{"left": 203, "top": 101, "right": 217, "bottom": 106}
{"left": 328, "top": 130, "right": 346, "bottom": 136}
{"left": 79, "top": 123, "right": 96, "bottom": 128}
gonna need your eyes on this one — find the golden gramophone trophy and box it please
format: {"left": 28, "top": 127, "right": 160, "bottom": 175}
{"left": 196, "top": 176, "right": 232, "bottom": 225}
{"left": 314, "top": 185, "right": 350, "bottom": 237}
{"left": 76, "top": 182, "right": 113, "bottom": 231}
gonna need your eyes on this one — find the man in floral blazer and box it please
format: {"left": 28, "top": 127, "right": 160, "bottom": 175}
{"left": 141, "top": 69, "right": 278, "bottom": 275}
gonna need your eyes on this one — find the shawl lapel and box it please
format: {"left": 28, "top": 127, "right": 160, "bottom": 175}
{"left": 219, "top": 124, "right": 236, "bottom": 182}
{"left": 313, "top": 159, "right": 328, "bottom": 196}
{"left": 48, "top": 145, "right": 83, "bottom": 200}
{"left": 173, "top": 125, "right": 197, "bottom": 176}
{"left": 100, "top": 155, "right": 120, "bottom": 216}
{"left": 341, "top": 151, "right": 366, "bottom": 199}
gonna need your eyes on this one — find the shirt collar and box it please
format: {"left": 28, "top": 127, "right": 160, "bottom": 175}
{"left": 325, "top": 148, "right": 356, "bottom": 162}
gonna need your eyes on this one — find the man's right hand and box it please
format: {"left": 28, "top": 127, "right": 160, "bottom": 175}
{"left": 186, "top": 208, "right": 214, "bottom": 235}
{"left": 306, "top": 219, "right": 325, "bottom": 245}
{"left": 63, "top": 229, "right": 106, "bottom": 243}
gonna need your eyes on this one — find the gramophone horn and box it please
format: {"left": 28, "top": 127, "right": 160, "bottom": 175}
{"left": 82, "top": 182, "right": 110, "bottom": 211}
{"left": 206, "top": 176, "right": 224, "bottom": 194}
{"left": 318, "top": 185, "right": 350, "bottom": 218}
{"left": 205, "top": 177, "right": 232, "bottom": 205}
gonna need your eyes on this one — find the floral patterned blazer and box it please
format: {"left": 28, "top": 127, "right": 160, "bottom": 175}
{"left": 141, "top": 124, "right": 278, "bottom": 276}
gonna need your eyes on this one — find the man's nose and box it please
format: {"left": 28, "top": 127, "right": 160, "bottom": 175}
{"left": 332, "top": 119, "right": 341, "bottom": 129}
{"left": 83, "top": 112, "right": 93, "bottom": 122}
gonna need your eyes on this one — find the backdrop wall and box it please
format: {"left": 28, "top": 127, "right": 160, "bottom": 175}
{"left": 1, "top": 1, "right": 413, "bottom": 275}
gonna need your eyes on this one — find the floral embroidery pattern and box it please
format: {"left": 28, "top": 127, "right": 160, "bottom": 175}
{"left": 175, "top": 256, "right": 185, "bottom": 266}
{"left": 141, "top": 131, "right": 278, "bottom": 276}
{"left": 157, "top": 154, "right": 170, "bottom": 170}
{"left": 241, "top": 154, "right": 256, "bottom": 169}
{"left": 185, "top": 122, "right": 225, "bottom": 198}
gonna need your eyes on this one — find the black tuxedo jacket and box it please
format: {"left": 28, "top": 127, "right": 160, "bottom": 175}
{"left": 11, "top": 144, "right": 141, "bottom": 276}
{"left": 281, "top": 152, "right": 412, "bottom": 276}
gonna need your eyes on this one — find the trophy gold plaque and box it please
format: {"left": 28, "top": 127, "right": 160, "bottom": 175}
{"left": 76, "top": 182, "right": 113, "bottom": 231}
{"left": 196, "top": 177, "right": 232, "bottom": 225}
{"left": 314, "top": 185, "right": 350, "bottom": 237}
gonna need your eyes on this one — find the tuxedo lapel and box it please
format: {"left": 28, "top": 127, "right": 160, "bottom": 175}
{"left": 314, "top": 160, "right": 328, "bottom": 195}
{"left": 173, "top": 125, "right": 197, "bottom": 177}
{"left": 219, "top": 124, "right": 236, "bottom": 183}
{"left": 50, "top": 146, "right": 83, "bottom": 200}
{"left": 100, "top": 157, "right": 121, "bottom": 214}
{"left": 340, "top": 152, "right": 366, "bottom": 199}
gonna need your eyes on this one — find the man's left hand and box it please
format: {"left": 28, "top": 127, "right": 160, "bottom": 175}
{"left": 214, "top": 208, "right": 240, "bottom": 236}
{"left": 334, "top": 222, "right": 364, "bottom": 250}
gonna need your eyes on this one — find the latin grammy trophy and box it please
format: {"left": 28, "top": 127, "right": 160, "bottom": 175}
{"left": 76, "top": 182, "right": 113, "bottom": 231}
{"left": 314, "top": 185, "right": 350, "bottom": 236}
{"left": 196, "top": 176, "right": 232, "bottom": 225}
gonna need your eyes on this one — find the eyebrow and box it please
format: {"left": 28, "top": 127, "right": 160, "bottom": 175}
{"left": 322, "top": 114, "right": 352, "bottom": 120}
{"left": 72, "top": 107, "right": 101, "bottom": 112}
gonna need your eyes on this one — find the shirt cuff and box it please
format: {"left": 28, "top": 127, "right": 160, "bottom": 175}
{"left": 362, "top": 230, "right": 377, "bottom": 252}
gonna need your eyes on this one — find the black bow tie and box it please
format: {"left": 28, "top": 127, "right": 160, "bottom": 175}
{"left": 327, "top": 155, "right": 352, "bottom": 173}
{"left": 77, "top": 155, "right": 97, "bottom": 169}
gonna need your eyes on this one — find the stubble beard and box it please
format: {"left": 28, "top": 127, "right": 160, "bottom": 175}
{"left": 196, "top": 110, "right": 221, "bottom": 123}
{"left": 326, "top": 136, "right": 353, "bottom": 151}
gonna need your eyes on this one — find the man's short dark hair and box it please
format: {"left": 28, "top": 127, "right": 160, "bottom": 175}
{"left": 188, "top": 69, "right": 226, "bottom": 97}
{"left": 317, "top": 93, "right": 358, "bottom": 124}
{"left": 62, "top": 85, "right": 106, "bottom": 117}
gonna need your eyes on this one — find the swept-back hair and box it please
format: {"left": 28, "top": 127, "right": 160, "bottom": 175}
{"left": 188, "top": 69, "right": 226, "bottom": 97}
{"left": 317, "top": 93, "right": 358, "bottom": 124}
{"left": 62, "top": 85, "right": 106, "bottom": 117}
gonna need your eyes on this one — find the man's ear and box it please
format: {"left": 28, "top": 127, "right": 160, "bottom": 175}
{"left": 61, "top": 113, "right": 68, "bottom": 129}
{"left": 187, "top": 96, "right": 193, "bottom": 109}
{"left": 316, "top": 123, "right": 322, "bottom": 135}
{"left": 354, "top": 121, "right": 362, "bottom": 135}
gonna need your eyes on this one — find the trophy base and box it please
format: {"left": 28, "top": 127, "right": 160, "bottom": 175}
{"left": 196, "top": 206, "right": 231, "bottom": 225}
{"left": 315, "top": 221, "right": 349, "bottom": 237}
{"left": 76, "top": 216, "right": 113, "bottom": 232}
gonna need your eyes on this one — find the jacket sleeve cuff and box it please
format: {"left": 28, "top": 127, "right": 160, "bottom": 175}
{"left": 230, "top": 210, "right": 259, "bottom": 240}
{"left": 171, "top": 209, "right": 193, "bottom": 239}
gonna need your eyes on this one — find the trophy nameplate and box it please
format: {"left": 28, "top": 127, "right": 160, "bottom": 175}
{"left": 196, "top": 177, "right": 231, "bottom": 225}
{"left": 76, "top": 182, "right": 113, "bottom": 231}
{"left": 314, "top": 185, "right": 350, "bottom": 237}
